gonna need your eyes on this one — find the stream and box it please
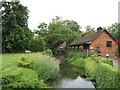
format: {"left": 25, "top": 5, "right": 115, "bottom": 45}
{"left": 47, "top": 54, "right": 95, "bottom": 88}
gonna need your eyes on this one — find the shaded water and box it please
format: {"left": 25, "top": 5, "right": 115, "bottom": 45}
{"left": 47, "top": 59, "right": 95, "bottom": 88}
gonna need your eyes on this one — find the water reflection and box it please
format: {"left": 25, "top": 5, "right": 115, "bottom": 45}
{"left": 47, "top": 61, "right": 95, "bottom": 88}
{"left": 54, "top": 76, "right": 94, "bottom": 88}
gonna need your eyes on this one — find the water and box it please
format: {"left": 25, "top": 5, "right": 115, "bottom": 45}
{"left": 54, "top": 76, "right": 94, "bottom": 88}
{"left": 47, "top": 60, "right": 95, "bottom": 88}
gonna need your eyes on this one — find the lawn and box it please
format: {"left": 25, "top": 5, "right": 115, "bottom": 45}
{"left": 2, "top": 53, "right": 60, "bottom": 88}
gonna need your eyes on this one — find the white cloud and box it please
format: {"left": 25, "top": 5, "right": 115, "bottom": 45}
{"left": 20, "top": 0, "right": 119, "bottom": 30}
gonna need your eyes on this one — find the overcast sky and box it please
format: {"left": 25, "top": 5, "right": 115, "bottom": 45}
{"left": 20, "top": 0, "right": 119, "bottom": 30}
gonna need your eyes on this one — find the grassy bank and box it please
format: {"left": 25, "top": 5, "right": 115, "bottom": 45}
{"left": 2, "top": 53, "right": 60, "bottom": 89}
{"left": 66, "top": 51, "right": 120, "bottom": 88}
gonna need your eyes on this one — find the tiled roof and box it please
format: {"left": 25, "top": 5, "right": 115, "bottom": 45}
{"left": 69, "top": 28, "right": 116, "bottom": 46}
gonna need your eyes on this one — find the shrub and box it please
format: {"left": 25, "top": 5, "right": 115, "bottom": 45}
{"left": 90, "top": 54, "right": 113, "bottom": 65}
{"left": 27, "top": 55, "right": 60, "bottom": 80}
{"left": 71, "top": 58, "right": 84, "bottom": 68}
{"left": 2, "top": 67, "right": 48, "bottom": 89}
{"left": 84, "top": 58, "right": 97, "bottom": 80}
{"left": 98, "top": 57, "right": 113, "bottom": 65}
{"left": 18, "top": 56, "right": 34, "bottom": 67}
{"left": 66, "top": 52, "right": 85, "bottom": 68}
{"left": 66, "top": 52, "right": 85, "bottom": 61}
{"left": 3, "top": 80, "right": 47, "bottom": 89}
{"left": 95, "top": 63, "right": 120, "bottom": 88}
{"left": 42, "top": 49, "right": 53, "bottom": 56}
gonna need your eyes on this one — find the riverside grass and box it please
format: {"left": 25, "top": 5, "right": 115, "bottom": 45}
{"left": 2, "top": 53, "right": 60, "bottom": 88}
{"left": 66, "top": 52, "right": 119, "bottom": 88}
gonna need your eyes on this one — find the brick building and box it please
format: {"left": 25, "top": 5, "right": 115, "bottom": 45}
{"left": 69, "top": 27, "right": 118, "bottom": 58}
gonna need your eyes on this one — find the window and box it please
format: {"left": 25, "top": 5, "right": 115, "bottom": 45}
{"left": 106, "top": 41, "right": 112, "bottom": 47}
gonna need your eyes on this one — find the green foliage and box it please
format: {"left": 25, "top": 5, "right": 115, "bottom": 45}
{"left": 27, "top": 55, "right": 60, "bottom": 80}
{"left": 29, "top": 35, "right": 46, "bottom": 52}
{"left": 83, "top": 25, "right": 95, "bottom": 36}
{"left": 18, "top": 56, "right": 34, "bottom": 67}
{"left": 107, "top": 23, "right": 120, "bottom": 40}
{"left": 42, "top": 49, "right": 53, "bottom": 56}
{"left": 90, "top": 54, "right": 113, "bottom": 65}
{"left": 35, "top": 16, "right": 82, "bottom": 53}
{"left": 2, "top": 2, "right": 33, "bottom": 53}
{"left": 66, "top": 51, "right": 85, "bottom": 60}
{"left": 66, "top": 52, "right": 85, "bottom": 68}
{"left": 71, "top": 58, "right": 84, "bottom": 68}
{"left": 95, "top": 63, "right": 120, "bottom": 88}
{"left": 2, "top": 67, "right": 48, "bottom": 89}
{"left": 2, "top": 53, "right": 60, "bottom": 89}
{"left": 3, "top": 80, "right": 47, "bottom": 89}
{"left": 84, "top": 58, "right": 97, "bottom": 80}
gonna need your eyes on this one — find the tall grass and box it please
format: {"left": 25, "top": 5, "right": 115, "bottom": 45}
{"left": 2, "top": 53, "right": 60, "bottom": 88}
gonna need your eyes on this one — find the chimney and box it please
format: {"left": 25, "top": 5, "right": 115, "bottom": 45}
{"left": 97, "top": 27, "right": 103, "bottom": 33}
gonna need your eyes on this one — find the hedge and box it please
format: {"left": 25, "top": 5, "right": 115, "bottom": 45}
{"left": 71, "top": 58, "right": 84, "bottom": 68}
{"left": 91, "top": 54, "right": 113, "bottom": 65}
{"left": 66, "top": 52, "right": 85, "bottom": 68}
{"left": 84, "top": 58, "right": 97, "bottom": 80}
{"left": 2, "top": 67, "right": 48, "bottom": 88}
{"left": 95, "top": 63, "right": 120, "bottom": 88}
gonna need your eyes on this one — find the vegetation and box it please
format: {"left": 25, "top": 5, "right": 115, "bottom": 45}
{"left": 95, "top": 63, "right": 120, "bottom": 88}
{"left": 2, "top": 2, "right": 33, "bottom": 53}
{"left": 26, "top": 55, "right": 60, "bottom": 80}
{"left": 90, "top": 54, "right": 113, "bottom": 65}
{"left": 2, "top": 1, "right": 119, "bottom": 54}
{"left": 84, "top": 58, "right": 97, "bottom": 80}
{"left": 1, "top": 1, "right": 119, "bottom": 89}
{"left": 66, "top": 52, "right": 85, "bottom": 68}
{"left": 2, "top": 53, "right": 60, "bottom": 88}
{"left": 66, "top": 52, "right": 120, "bottom": 88}
{"left": 42, "top": 49, "right": 53, "bottom": 56}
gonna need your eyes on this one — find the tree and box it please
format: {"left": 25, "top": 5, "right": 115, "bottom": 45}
{"left": 107, "top": 23, "right": 120, "bottom": 56}
{"left": 83, "top": 26, "right": 95, "bottom": 35}
{"left": 64, "top": 20, "right": 81, "bottom": 33}
{"left": 2, "top": 2, "right": 33, "bottom": 53}
{"left": 107, "top": 23, "right": 120, "bottom": 40}
{"left": 29, "top": 35, "right": 46, "bottom": 52}
{"left": 43, "top": 16, "right": 81, "bottom": 53}
{"left": 34, "top": 16, "right": 82, "bottom": 54}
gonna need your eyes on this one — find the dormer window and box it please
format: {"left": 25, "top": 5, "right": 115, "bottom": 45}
{"left": 106, "top": 41, "right": 112, "bottom": 48}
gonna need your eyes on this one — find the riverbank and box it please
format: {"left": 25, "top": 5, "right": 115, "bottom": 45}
{"left": 65, "top": 51, "right": 120, "bottom": 88}
{"left": 46, "top": 61, "right": 95, "bottom": 88}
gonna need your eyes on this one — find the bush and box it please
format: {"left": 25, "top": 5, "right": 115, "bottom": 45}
{"left": 18, "top": 56, "right": 34, "bottom": 67}
{"left": 42, "top": 49, "right": 53, "bottom": 56}
{"left": 3, "top": 80, "right": 47, "bottom": 89}
{"left": 95, "top": 63, "right": 120, "bottom": 88}
{"left": 27, "top": 55, "right": 60, "bottom": 80}
{"left": 71, "top": 58, "right": 84, "bottom": 68}
{"left": 2, "top": 67, "right": 48, "bottom": 89}
{"left": 66, "top": 52, "right": 85, "bottom": 61}
{"left": 84, "top": 58, "right": 97, "bottom": 80}
{"left": 66, "top": 52, "right": 85, "bottom": 68}
{"left": 29, "top": 35, "right": 46, "bottom": 52}
{"left": 90, "top": 54, "right": 113, "bottom": 65}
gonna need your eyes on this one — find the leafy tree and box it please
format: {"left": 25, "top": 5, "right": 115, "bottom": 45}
{"left": 29, "top": 35, "right": 46, "bottom": 52}
{"left": 107, "top": 23, "right": 120, "bottom": 56}
{"left": 64, "top": 20, "right": 81, "bottom": 33}
{"left": 107, "top": 23, "right": 120, "bottom": 40}
{"left": 2, "top": 1, "right": 33, "bottom": 53}
{"left": 36, "top": 16, "right": 82, "bottom": 54}
{"left": 83, "top": 25, "right": 95, "bottom": 36}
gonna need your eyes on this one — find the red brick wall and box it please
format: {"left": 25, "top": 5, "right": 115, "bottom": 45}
{"left": 90, "top": 31, "right": 118, "bottom": 58}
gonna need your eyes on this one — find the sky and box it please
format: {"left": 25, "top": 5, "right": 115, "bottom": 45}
{"left": 19, "top": 0, "right": 119, "bottom": 30}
